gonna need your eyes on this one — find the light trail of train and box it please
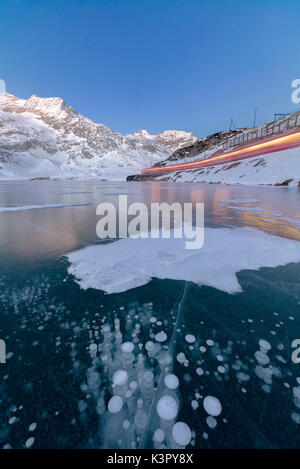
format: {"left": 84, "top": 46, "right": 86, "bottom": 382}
{"left": 141, "top": 129, "right": 300, "bottom": 175}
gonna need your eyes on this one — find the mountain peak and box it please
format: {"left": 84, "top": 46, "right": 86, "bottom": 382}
{"left": 0, "top": 92, "right": 25, "bottom": 106}
{"left": 0, "top": 93, "right": 78, "bottom": 120}
{"left": 25, "top": 94, "right": 78, "bottom": 118}
{"left": 130, "top": 128, "right": 198, "bottom": 151}
{"left": 134, "top": 129, "right": 152, "bottom": 138}
{"left": 160, "top": 129, "right": 196, "bottom": 138}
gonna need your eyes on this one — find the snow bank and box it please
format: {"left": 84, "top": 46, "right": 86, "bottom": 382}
{"left": 67, "top": 226, "right": 300, "bottom": 294}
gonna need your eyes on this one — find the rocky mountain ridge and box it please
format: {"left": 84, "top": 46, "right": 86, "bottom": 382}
{"left": 0, "top": 93, "right": 180, "bottom": 180}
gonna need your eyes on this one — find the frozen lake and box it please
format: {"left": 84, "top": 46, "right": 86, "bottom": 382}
{"left": 0, "top": 180, "right": 300, "bottom": 449}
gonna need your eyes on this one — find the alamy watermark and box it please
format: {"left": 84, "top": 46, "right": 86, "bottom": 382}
{"left": 0, "top": 79, "right": 6, "bottom": 94}
{"left": 0, "top": 339, "right": 6, "bottom": 364}
{"left": 96, "top": 195, "right": 204, "bottom": 249}
{"left": 292, "top": 339, "right": 300, "bottom": 364}
{"left": 291, "top": 79, "right": 300, "bottom": 104}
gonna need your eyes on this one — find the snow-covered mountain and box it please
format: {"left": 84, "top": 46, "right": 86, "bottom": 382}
{"left": 131, "top": 129, "right": 198, "bottom": 152}
{"left": 0, "top": 93, "right": 172, "bottom": 180}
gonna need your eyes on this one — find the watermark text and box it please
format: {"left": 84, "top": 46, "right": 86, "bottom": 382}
{"left": 0, "top": 339, "right": 6, "bottom": 364}
{"left": 0, "top": 79, "right": 6, "bottom": 94}
{"left": 291, "top": 79, "right": 300, "bottom": 104}
{"left": 292, "top": 339, "right": 300, "bottom": 364}
{"left": 96, "top": 196, "right": 204, "bottom": 250}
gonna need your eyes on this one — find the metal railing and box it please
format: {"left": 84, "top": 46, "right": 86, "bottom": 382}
{"left": 222, "top": 111, "right": 300, "bottom": 151}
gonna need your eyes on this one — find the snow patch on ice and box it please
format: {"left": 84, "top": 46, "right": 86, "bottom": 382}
{"left": 67, "top": 226, "right": 300, "bottom": 294}
{"left": 0, "top": 203, "right": 89, "bottom": 212}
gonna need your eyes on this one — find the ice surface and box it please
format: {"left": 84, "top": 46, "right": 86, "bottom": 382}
{"left": 0, "top": 203, "right": 89, "bottom": 212}
{"left": 67, "top": 226, "right": 300, "bottom": 294}
{"left": 217, "top": 205, "right": 265, "bottom": 212}
{"left": 219, "top": 199, "right": 261, "bottom": 204}
{"left": 4, "top": 274, "right": 299, "bottom": 449}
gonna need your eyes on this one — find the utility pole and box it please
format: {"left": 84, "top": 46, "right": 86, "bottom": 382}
{"left": 229, "top": 118, "right": 236, "bottom": 131}
{"left": 253, "top": 108, "right": 257, "bottom": 128}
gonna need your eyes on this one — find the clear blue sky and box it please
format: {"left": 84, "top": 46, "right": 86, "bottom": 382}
{"left": 1, "top": 0, "right": 300, "bottom": 137}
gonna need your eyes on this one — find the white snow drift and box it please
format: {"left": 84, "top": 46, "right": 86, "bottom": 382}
{"left": 67, "top": 226, "right": 300, "bottom": 294}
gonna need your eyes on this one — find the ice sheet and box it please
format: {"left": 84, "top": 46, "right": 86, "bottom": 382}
{"left": 67, "top": 226, "right": 300, "bottom": 294}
